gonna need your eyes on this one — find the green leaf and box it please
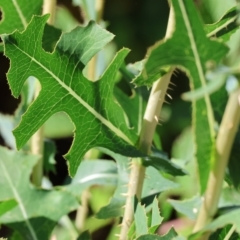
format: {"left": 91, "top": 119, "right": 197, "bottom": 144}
{"left": 171, "top": 127, "right": 194, "bottom": 164}
{"left": 168, "top": 195, "right": 202, "bottom": 220}
{"left": 148, "top": 198, "right": 163, "bottom": 234}
{"left": 114, "top": 86, "right": 145, "bottom": 135}
{"left": 66, "top": 159, "right": 118, "bottom": 197}
{"left": 96, "top": 149, "right": 129, "bottom": 219}
{"left": 143, "top": 156, "right": 186, "bottom": 176}
{"left": 219, "top": 187, "right": 240, "bottom": 209}
{"left": 205, "top": 7, "right": 240, "bottom": 42}
{"left": 204, "top": 209, "right": 240, "bottom": 234}
{"left": 135, "top": 202, "right": 148, "bottom": 237}
{"left": 142, "top": 166, "right": 178, "bottom": 199}
{"left": 96, "top": 151, "right": 178, "bottom": 219}
{"left": 0, "top": 146, "right": 79, "bottom": 240}
{"left": 209, "top": 225, "right": 240, "bottom": 240}
{"left": 0, "top": 199, "right": 18, "bottom": 217}
{"left": 3, "top": 15, "right": 142, "bottom": 176}
{"left": 136, "top": 227, "right": 178, "bottom": 240}
{"left": 0, "top": 0, "right": 43, "bottom": 34}
{"left": 134, "top": 0, "right": 229, "bottom": 192}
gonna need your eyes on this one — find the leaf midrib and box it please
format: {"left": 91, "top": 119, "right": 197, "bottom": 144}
{"left": 178, "top": 0, "right": 215, "bottom": 136}
{"left": 10, "top": 40, "right": 134, "bottom": 146}
{"left": 11, "top": 0, "right": 27, "bottom": 28}
{"left": 0, "top": 160, "right": 38, "bottom": 240}
{"left": 77, "top": 173, "right": 118, "bottom": 184}
{"left": 207, "top": 15, "right": 238, "bottom": 38}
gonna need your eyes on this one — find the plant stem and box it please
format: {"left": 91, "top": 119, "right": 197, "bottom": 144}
{"left": 223, "top": 225, "right": 236, "bottom": 240}
{"left": 75, "top": 190, "right": 90, "bottom": 232}
{"left": 193, "top": 88, "right": 240, "bottom": 234}
{"left": 31, "top": 0, "right": 56, "bottom": 187}
{"left": 42, "top": 0, "right": 56, "bottom": 25}
{"left": 119, "top": 6, "right": 175, "bottom": 240}
{"left": 86, "top": 0, "right": 105, "bottom": 81}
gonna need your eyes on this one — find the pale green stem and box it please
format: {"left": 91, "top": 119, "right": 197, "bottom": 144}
{"left": 193, "top": 88, "right": 240, "bottom": 235}
{"left": 86, "top": 0, "right": 105, "bottom": 82}
{"left": 119, "top": 6, "right": 175, "bottom": 240}
{"left": 223, "top": 225, "right": 236, "bottom": 240}
{"left": 31, "top": 0, "right": 56, "bottom": 187}
{"left": 42, "top": 0, "right": 56, "bottom": 24}
{"left": 75, "top": 190, "right": 90, "bottom": 232}
{"left": 57, "top": 215, "right": 79, "bottom": 239}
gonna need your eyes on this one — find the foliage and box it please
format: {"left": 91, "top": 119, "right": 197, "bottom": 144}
{"left": 0, "top": 0, "right": 240, "bottom": 239}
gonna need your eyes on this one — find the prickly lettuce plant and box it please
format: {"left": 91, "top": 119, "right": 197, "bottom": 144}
{"left": 0, "top": 0, "right": 240, "bottom": 239}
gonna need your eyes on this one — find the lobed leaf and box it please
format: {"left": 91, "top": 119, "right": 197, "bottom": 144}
{"left": 3, "top": 15, "right": 142, "bottom": 176}
{"left": 0, "top": 146, "right": 79, "bottom": 240}
{"left": 134, "top": 0, "right": 229, "bottom": 192}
